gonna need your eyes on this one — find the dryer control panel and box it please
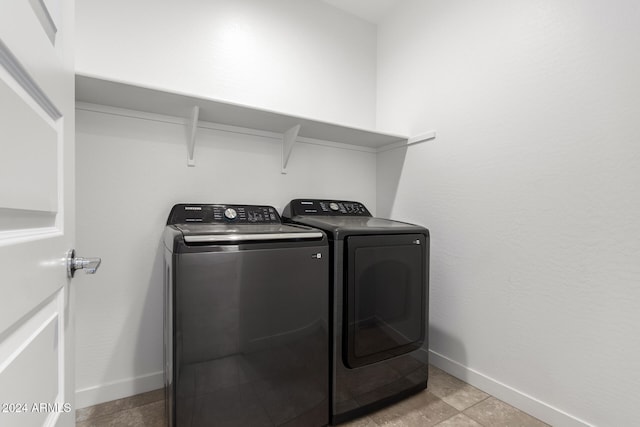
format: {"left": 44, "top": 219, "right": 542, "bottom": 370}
{"left": 284, "top": 199, "right": 372, "bottom": 217}
{"left": 167, "top": 204, "right": 281, "bottom": 224}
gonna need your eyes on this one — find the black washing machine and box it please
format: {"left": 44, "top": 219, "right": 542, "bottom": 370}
{"left": 164, "top": 203, "right": 329, "bottom": 426}
{"left": 282, "top": 199, "right": 429, "bottom": 425}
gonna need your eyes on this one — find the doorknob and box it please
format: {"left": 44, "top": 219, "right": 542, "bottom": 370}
{"left": 67, "top": 249, "right": 102, "bottom": 278}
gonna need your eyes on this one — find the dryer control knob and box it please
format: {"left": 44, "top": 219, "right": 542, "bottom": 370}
{"left": 224, "top": 208, "right": 238, "bottom": 220}
{"left": 329, "top": 202, "right": 340, "bottom": 211}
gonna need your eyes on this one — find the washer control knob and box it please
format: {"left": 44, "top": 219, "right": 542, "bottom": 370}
{"left": 224, "top": 208, "right": 238, "bottom": 220}
{"left": 329, "top": 202, "right": 340, "bottom": 211}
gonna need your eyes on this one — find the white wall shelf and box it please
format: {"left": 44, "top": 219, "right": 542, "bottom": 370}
{"left": 75, "top": 74, "right": 411, "bottom": 168}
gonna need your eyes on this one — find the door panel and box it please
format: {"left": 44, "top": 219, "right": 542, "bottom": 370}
{"left": 0, "top": 63, "right": 59, "bottom": 220}
{"left": 0, "top": 292, "right": 66, "bottom": 427}
{"left": 0, "top": 0, "right": 74, "bottom": 425}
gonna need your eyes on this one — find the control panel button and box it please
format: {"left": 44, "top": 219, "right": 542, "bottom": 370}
{"left": 224, "top": 208, "right": 238, "bottom": 220}
{"left": 329, "top": 202, "right": 340, "bottom": 211}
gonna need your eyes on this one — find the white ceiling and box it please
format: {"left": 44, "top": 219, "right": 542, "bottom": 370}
{"left": 321, "top": 0, "right": 403, "bottom": 24}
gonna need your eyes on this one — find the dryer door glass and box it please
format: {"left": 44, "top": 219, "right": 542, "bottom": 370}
{"left": 344, "top": 234, "right": 426, "bottom": 368}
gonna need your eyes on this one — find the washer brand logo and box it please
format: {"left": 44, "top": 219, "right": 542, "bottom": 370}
{"left": 312, "top": 253, "right": 322, "bottom": 259}
{"left": 184, "top": 206, "right": 202, "bottom": 211}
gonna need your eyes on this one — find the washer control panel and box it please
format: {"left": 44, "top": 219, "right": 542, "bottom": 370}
{"left": 284, "top": 199, "right": 371, "bottom": 217}
{"left": 167, "top": 204, "right": 281, "bottom": 224}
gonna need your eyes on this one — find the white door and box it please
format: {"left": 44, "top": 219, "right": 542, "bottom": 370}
{"left": 0, "top": 0, "right": 78, "bottom": 426}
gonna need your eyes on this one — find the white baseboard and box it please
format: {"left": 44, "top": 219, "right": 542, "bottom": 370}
{"left": 426, "top": 349, "right": 593, "bottom": 427}
{"left": 75, "top": 371, "right": 164, "bottom": 409}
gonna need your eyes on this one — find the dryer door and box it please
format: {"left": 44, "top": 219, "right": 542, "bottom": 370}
{"left": 344, "top": 234, "right": 427, "bottom": 368}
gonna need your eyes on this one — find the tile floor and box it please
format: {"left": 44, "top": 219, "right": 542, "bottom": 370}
{"left": 76, "top": 366, "right": 549, "bottom": 427}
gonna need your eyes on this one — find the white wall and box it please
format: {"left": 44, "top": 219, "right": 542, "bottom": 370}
{"left": 377, "top": 1, "right": 640, "bottom": 426}
{"left": 74, "top": 107, "right": 377, "bottom": 407}
{"left": 74, "top": 0, "right": 379, "bottom": 407}
{"left": 76, "top": 0, "right": 377, "bottom": 129}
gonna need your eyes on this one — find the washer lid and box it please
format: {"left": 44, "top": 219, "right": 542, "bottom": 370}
{"left": 174, "top": 223, "right": 324, "bottom": 243}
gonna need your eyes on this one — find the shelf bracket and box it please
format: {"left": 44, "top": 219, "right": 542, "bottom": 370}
{"left": 187, "top": 105, "right": 199, "bottom": 167}
{"left": 281, "top": 124, "right": 301, "bottom": 174}
{"left": 408, "top": 130, "right": 436, "bottom": 145}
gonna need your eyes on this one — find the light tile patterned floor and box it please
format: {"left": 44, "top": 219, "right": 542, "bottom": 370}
{"left": 339, "top": 366, "right": 548, "bottom": 427}
{"left": 76, "top": 366, "right": 549, "bottom": 427}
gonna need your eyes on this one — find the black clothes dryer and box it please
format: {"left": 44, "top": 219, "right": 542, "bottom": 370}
{"left": 282, "top": 199, "right": 429, "bottom": 425}
{"left": 164, "top": 203, "right": 329, "bottom": 426}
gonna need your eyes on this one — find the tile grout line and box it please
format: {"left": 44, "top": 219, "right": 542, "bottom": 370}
{"left": 461, "top": 395, "right": 492, "bottom": 426}
{"left": 464, "top": 394, "right": 491, "bottom": 411}
{"left": 434, "top": 395, "right": 491, "bottom": 427}
{"left": 433, "top": 409, "right": 464, "bottom": 426}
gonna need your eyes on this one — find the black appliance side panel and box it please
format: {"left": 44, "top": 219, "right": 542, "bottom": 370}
{"left": 164, "top": 247, "right": 175, "bottom": 427}
{"left": 174, "top": 244, "right": 329, "bottom": 426}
